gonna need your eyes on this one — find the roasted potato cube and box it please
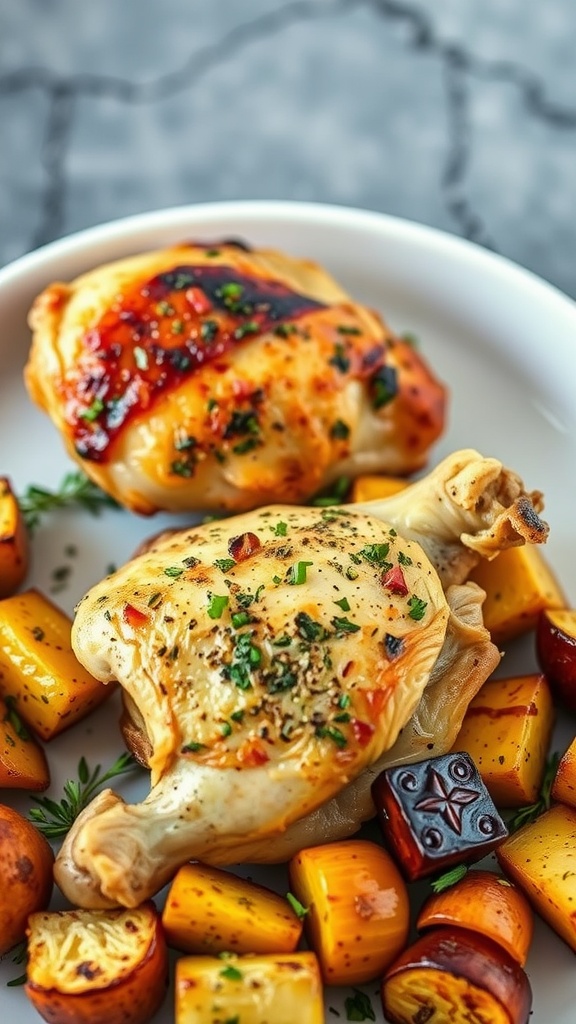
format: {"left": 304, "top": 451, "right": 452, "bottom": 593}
{"left": 175, "top": 951, "right": 323, "bottom": 1024}
{"left": 0, "top": 588, "right": 112, "bottom": 740}
{"left": 468, "top": 545, "right": 565, "bottom": 646}
{"left": 416, "top": 869, "right": 534, "bottom": 966}
{"left": 0, "top": 476, "right": 29, "bottom": 598}
{"left": 288, "top": 839, "right": 409, "bottom": 986}
{"left": 162, "top": 861, "right": 303, "bottom": 954}
{"left": 350, "top": 475, "right": 409, "bottom": 502}
{"left": 0, "top": 803, "right": 53, "bottom": 955}
{"left": 537, "top": 607, "right": 576, "bottom": 713}
{"left": 452, "top": 673, "right": 555, "bottom": 806}
{"left": 382, "top": 926, "right": 532, "bottom": 1024}
{"left": 497, "top": 803, "right": 576, "bottom": 953}
{"left": 25, "top": 902, "right": 168, "bottom": 1024}
{"left": 0, "top": 694, "right": 50, "bottom": 790}
{"left": 551, "top": 736, "right": 576, "bottom": 808}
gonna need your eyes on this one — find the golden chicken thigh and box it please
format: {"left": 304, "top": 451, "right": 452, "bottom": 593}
{"left": 54, "top": 450, "right": 547, "bottom": 909}
{"left": 25, "top": 240, "right": 446, "bottom": 514}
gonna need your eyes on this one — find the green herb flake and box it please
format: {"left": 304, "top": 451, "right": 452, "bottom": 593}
{"left": 407, "top": 595, "right": 428, "bottom": 621}
{"left": 272, "top": 521, "right": 288, "bottom": 537}
{"left": 164, "top": 566, "right": 184, "bottom": 578}
{"left": 330, "top": 419, "right": 350, "bottom": 440}
{"left": 331, "top": 616, "right": 361, "bottom": 635}
{"left": 79, "top": 397, "right": 104, "bottom": 422}
{"left": 359, "top": 543, "right": 390, "bottom": 566}
{"left": 214, "top": 558, "right": 236, "bottom": 573}
{"left": 370, "top": 365, "right": 398, "bottom": 410}
{"left": 231, "top": 611, "right": 252, "bottom": 629}
{"left": 273, "top": 634, "right": 292, "bottom": 647}
{"left": 171, "top": 318, "right": 185, "bottom": 335}
{"left": 221, "top": 722, "right": 233, "bottom": 737}
{"left": 316, "top": 725, "right": 347, "bottom": 748}
{"left": 398, "top": 551, "right": 413, "bottom": 566}
{"left": 286, "top": 892, "right": 309, "bottom": 919}
{"left": 345, "top": 989, "right": 376, "bottom": 1021}
{"left": 207, "top": 594, "right": 229, "bottom": 619}
{"left": 233, "top": 320, "right": 260, "bottom": 340}
{"left": 337, "top": 324, "right": 361, "bottom": 336}
{"left": 334, "top": 597, "right": 351, "bottom": 612}
{"left": 232, "top": 437, "right": 260, "bottom": 455}
{"left": 182, "top": 741, "right": 205, "bottom": 754}
{"left": 329, "top": 341, "right": 350, "bottom": 373}
{"left": 220, "top": 964, "right": 243, "bottom": 981}
{"left": 431, "top": 863, "right": 468, "bottom": 894}
{"left": 289, "top": 560, "right": 313, "bottom": 585}
{"left": 295, "top": 612, "right": 328, "bottom": 643}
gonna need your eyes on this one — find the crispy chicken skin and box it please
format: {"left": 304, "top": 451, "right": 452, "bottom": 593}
{"left": 25, "top": 241, "right": 446, "bottom": 514}
{"left": 54, "top": 450, "right": 548, "bottom": 909}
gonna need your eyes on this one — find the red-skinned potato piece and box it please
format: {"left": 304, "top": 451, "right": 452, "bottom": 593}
{"left": 0, "top": 803, "right": 53, "bottom": 955}
{"left": 382, "top": 926, "right": 532, "bottom": 1024}
{"left": 25, "top": 901, "right": 168, "bottom": 1024}
{"left": 536, "top": 608, "right": 576, "bottom": 713}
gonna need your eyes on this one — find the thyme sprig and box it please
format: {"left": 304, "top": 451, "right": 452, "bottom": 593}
{"left": 430, "top": 863, "right": 468, "bottom": 894}
{"left": 508, "top": 751, "right": 561, "bottom": 832}
{"left": 29, "top": 752, "right": 139, "bottom": 839}
{"left": 19, "top": 470, "right": 119, "bottom": 532}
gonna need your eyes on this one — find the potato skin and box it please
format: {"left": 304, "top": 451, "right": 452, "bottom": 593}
{"left": 0, "top": 803, "right": 53, "bottom": 955}
{"left": 25, "top": 904, "right": 168, "bottom": 1024}
{"left": 0, "top": 476, "right": 29, "bottom": 599}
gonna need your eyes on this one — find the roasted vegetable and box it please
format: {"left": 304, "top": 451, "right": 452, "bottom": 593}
{"left": 371, "top": 751, "right": 508, "bottom": 881}
{"left": 0, "top": 694, "right": 50, "bottom": 790}
{"left": 551, "top": 735, "right": 576, "bottom": 808}
{"left": 0, "top": 476, "right": 29, "bottom": 598}
{"left": 536, "top": 607, "right": 576, "bottom": 713}
{"left": 382, "top": 926, "right": 532, "bottom": 1024}
{"left": 25, "top": 902, "right": 168, "bottom": 1024}
{"left": 497, "top": 802, "right": 576, "bottom": 953}
{"left": 469, "top": 544, "right": 565, "bottom": 645}
{"left": 174, "top": 951, "right": 323, "bottom": 1024}
{"left": 288, "top": 838, "right": 409, "bottom": 985}
{"left": 417, "top": 869, "right": 534, "bottom": 966}
{"left": 350, "top": 474, "right": 409, "bottom": 502}
{"left": 0, "top": 588, "right": 112, "bottom": 740}
{"left": 162, "top": 861, "right": 303, "bottom": 954}
{"left": 452, "top": 673, "right": 554, "bottom": 806}
{"left": 0, "top": 803, "right": 53, "bottom": 955}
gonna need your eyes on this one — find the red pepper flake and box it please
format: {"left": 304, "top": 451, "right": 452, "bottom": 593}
{"left": 363, "top": 687, "right": 393, "bottom": 717}
{"left": 228, "top": 531, "right": 261, "bottom": 562}
{"left": 381, "top": 565, "right": 408, "bottom": 596}
{"left": 123, "top": 603, "right": 148, "bottom": 628}
{"left": 237, "top": 738, "right": 270, "bottom": 766}
{"left": 185, "top": 286, "right": 213, "bottom": 315}
{"left": 351, "top": 718, "right": 375, "bottom": 746}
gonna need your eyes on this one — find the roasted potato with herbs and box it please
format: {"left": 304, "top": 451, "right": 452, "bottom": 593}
{"left": 162, "top": 861, "right": 303, "bottom": 955}
{"left": 0, "top": 694, "right": 50, "bottom": 790}
{"left": 452, "top": 673, "right": 555, "bottom": 807}
{"left": 175, "top": 951, "right": 324, "bottom": 1024}
{"left": 497, "top": 802, "right": 576, "bottom": 953}
{"left": 0, "top": 587, "right": 112, "bottom": 740}
{"left": 537, "top": 607, "right": 576, "bottom": 713}
{"left": 417, "top": 869, "right": 534, "bottom": 967}
{"left": 0, "top": 803, "right": 53, "bottom": 955}
{"left": 382, "top": 926, "right": 532, "bottom": 1024}
{"left": 25, "top": 901, "right": 168, "bottom": 1024}
{"left": 0, "top": 475, "right": 29, "bottom": 598}
{"left": 289, "top": 839, "right": 409, "bottom": 985}
{"left": 551, "top": 735, "right": 576, "bottom": 807}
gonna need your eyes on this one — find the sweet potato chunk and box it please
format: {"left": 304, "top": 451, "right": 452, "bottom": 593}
{"left": 25, "top": 902, "right": 168, "bottom": 1024}
{"left": 0, "top": 476, "right": 29, "bottom": 598}
{"left": 453, "top": 674, "right": 555, "bottom": 806}
{"left": 497, "top": 803, "right": 576, "bottom": 953}
{"left": 0, "top": 588, "right": 112, "bottom": 740}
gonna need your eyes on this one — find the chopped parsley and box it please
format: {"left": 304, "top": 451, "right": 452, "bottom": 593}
{"left": 330, "top": 419, "right": 350, "bottom": 440}
{"left": 207, "top": 594, "right": 229, "bottom": 619}
{"left": 407, "top": 595, "right": 428, "bottom": 621}
{"left": 333, "top": 596, "right": 351, "bottom": 612}
{"left": 288, "top": 560, "right": 313, "bottom": 585}
{"left": 214, "top": 558, "right": 236, "bottom": 572}
{"left": 370, "top": 364, "right": 398, "bottom": 410}
{"left": 345, "top": 989, "right": 376, "bottom": 1021}
{"left": 331, "top": 616, "right": 361, "bottom": 635}
{"left": 164, "top": 566, "right": 184, "bottom": 578}
{"left": 286, "top": 892, "right": 309, "bottom": 918}
{"left": 359, "top": 543, "right": 390, "bottom": 566}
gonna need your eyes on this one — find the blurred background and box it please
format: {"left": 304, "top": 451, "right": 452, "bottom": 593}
{"left": 1, "top": 0, "right": 575, "bottom": 298}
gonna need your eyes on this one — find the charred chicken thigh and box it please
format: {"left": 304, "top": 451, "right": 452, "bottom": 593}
{"left": 55, "top": 449, "right": 547, "bottom": 909}
{"left": 25, "top": 240, "right": 445, "bottom": 514}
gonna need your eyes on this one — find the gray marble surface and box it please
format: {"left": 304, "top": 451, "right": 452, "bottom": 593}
{"left": 1, "top": 0, "right": 576, "bottom": 300}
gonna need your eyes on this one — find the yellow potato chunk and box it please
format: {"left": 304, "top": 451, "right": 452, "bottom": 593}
{"left": 552, "top": 736, "right": 576, "bottom": 809}
{"left": 0, "top": 476, "right": 29, "bottom": 599}
{"left": 497, "top": 803, "right": 576, "bottom": 953}
{"left": 175, "top": 952, "right": 324, "bottom": 1024}
{"left": 162, "top": 862, "right": 303, "bottom": 955}
{"left": 0, "top": 695, "right": 50, "bottom": 790}
{"left": 469, "top": 545, "right": 565, "bottom": 646}
{"left": 350, "top": 475, "right": 409, "bottom": 503}
{"left": 0, "top": 588, "right": 112, "bottom": 740}
{"left": 289, "top": 839, "right": 409, "bottom": 986}
{"left": 452, "top": 673, "right": 554, "bottom": 807}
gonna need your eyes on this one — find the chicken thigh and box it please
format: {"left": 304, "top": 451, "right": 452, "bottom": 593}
{"left": 25, "top": 240, "right": 446, "bottom": 514}
{"left": 54, "top": 449, "right": 547, "bottom": 909}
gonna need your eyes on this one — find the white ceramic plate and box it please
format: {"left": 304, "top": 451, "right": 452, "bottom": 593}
{"left": 0, "top": 201, "right": 574, "bottom": 1023}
